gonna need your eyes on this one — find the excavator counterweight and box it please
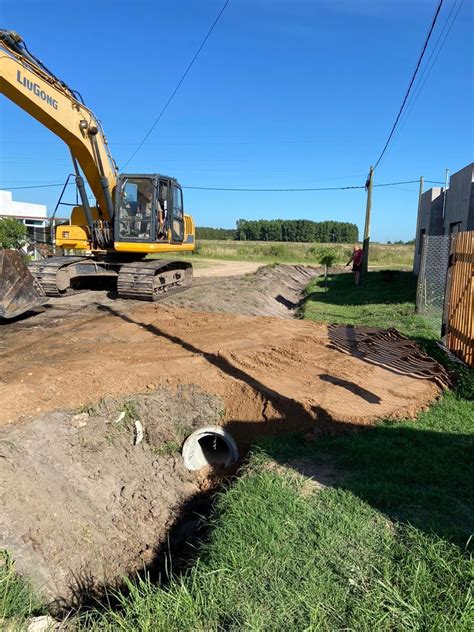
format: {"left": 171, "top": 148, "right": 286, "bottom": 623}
{"left": 0, "top": 248, "right": 46, "bottom": 319}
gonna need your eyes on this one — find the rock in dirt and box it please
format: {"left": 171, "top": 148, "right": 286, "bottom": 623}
{"left": 27, "top": 615, "right": 59, "bottom": 631}
{"left": 70, "top": 412, "right": 89, "bottom": 428}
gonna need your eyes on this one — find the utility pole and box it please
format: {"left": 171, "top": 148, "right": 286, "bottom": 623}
{"left": 417, "top": 175, "right": 424, "bottom": 220}
{"left": 442, "top": 168, "right": 449, "bottom": 221}
{"left": 362, "top": 166, "right": 373, "bottom": 273}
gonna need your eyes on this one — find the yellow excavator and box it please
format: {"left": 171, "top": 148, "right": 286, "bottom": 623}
{"left": 0, "top": 30, "right": 195, "bottom": 318}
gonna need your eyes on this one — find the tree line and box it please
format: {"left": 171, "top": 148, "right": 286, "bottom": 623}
{"left": 195, "top": 226, "right": 236, "bottom": 240}
{"left": 196, "top": 220, "right": 358, "bottom": 243}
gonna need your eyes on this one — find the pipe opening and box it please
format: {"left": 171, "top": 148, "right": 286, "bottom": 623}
{"left": 182, "top": 426, "right": 239, "bottom": 471}
{"left": 197, "top": 434, "right": 230, "bottom": 466}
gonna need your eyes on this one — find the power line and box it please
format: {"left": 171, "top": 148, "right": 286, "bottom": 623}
{"left": 389, "top": 0, "right": 463, "bottom": 147}
{"left": 372, "top": 0, "right": 445, "bottom": 171}
{"left": 182, "top": 179, "right": 435, "bottom": 192}
{"left": 2, "top": 178, "right": 445, "bottom": 192}
{"left": 121, "top": 0, "right": 230, "bottom": 170}
{"left": 3, "top": 182, "right": 75, "bottom": 190}
{"left": 184, "top": 184, "right": 365, "bottom": 192}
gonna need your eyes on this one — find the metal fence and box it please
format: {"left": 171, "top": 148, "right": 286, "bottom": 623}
{"left": 416, "top": 234, "right": 451, "bottom": 328}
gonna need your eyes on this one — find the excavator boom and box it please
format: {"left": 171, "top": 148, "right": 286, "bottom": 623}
{"left": 0, "top": 30, "right": 117, "bottom": 219}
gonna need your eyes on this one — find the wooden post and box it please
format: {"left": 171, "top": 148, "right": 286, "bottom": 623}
{"left": 362, "top": 166, "right": 373, "bottom": 273}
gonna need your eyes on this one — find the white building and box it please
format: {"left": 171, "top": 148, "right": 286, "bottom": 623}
{"left": 0, "top": 189, "right": 48, "bottom": 227}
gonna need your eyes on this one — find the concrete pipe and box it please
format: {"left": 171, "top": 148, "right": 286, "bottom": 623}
{"left": 182, "top": 426, "right": 239, "bottom": 471}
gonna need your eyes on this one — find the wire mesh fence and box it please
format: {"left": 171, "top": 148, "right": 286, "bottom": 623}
{"left": 415, "top": 234, "right": 451, "bottom": 332}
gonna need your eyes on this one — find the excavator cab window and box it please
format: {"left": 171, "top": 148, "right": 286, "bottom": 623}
{"left": 117, "top": 178, "right": 153, "bottom": 241}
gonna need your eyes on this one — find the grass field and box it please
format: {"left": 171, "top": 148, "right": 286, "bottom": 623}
{"left": 2, "top": 272, "right": 472, "bottom": 630}
{"left": 153, "top": 240, "right": 415, "bottom": 269}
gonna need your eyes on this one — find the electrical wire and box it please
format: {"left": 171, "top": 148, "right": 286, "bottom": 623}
{"left": 372, "top": 0, "right": 445, "bottom": 171}
{"left": 182, "top": 179, "right": 433, "bottom": 192}
{"left": 121, "top": 0, "right": 230, "bottom": 170}
{"left": 2, "top": 178, "right": 445, "bottom": 192}
{"left": 5, "top": 182, "right": 75, "bottom": 190}
{"left": 388, "top": 0, "right": 464, "bottom": 148}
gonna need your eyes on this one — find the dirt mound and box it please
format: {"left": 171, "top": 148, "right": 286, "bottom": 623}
{"left": 0, "top": 384, "right": 225, "bottom": 605}
{"left": 163, "top": 264, "right": 319, "bottom": 317}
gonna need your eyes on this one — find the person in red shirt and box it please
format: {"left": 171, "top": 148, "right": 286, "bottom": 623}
{"left": 346, "top": 245, "right": 364, "bottom": 285}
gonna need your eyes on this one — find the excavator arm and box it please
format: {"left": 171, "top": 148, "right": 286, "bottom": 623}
{"left": 0, "top": 30, "right": 117, "bottom": 223}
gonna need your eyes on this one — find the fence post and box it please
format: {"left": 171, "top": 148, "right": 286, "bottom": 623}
{"left": 441, "top": 235, "right": 454, "bottom": 342}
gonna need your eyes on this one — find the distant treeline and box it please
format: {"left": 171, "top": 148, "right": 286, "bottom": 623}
{"left": 195, "top": 227, "right": 236, "bottom": 240}
{"left": 196, "top": 220, "right": 358, "bottom": 243}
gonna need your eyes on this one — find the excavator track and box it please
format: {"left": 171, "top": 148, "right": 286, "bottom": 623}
{"left": 28, "top": 256, "right": 89, "bottom": 297}
{"left": 117, "top": 259, "right": 193, "bottom": 301}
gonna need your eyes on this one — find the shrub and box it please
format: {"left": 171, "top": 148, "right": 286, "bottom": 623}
{"left": 319, "top": 252, "right": 337, "bottom": 269}
{"left": 306, "top": 246, "right": 321, "bottom": 260}
{"left": 267, "top": 244, "right": 287, "bottom": 258}
{"left": 0, "top": 218, "right": 27, "bottom": 250}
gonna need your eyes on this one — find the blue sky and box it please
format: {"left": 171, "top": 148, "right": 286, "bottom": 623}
{"left": 0, "top": 0, "right": 472, "bottom": 241}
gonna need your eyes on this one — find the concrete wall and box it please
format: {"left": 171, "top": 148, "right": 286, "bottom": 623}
{"left": 413, "top": 163, "right": 474, "bottom": 273}
{"left": 413, "top": 187, "right": 443, "bottom": 274}
{"left": 443, "top": 163, "right": 474, "bottom": 235}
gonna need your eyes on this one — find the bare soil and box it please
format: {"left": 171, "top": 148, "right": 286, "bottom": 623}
{"left": 0, "top": 384, "right": 225, "bottom": 607}
{"left": 0, "top": 264, "right": 444, "bottom": 604}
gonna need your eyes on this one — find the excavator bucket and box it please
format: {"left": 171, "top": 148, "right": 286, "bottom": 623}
{"left": 0, "top": 248, "right": 46, "bottom": 319}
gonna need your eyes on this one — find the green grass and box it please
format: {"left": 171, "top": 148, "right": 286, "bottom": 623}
{"left": 151, "top": 240, "right": 415, "bottom": 269}
{"left": 301, "top": 271, "right": 435, "bottom": 337}
{"left": 2, "top": 272, "right": 472, "bottom": 630}
{"left": 0, "top": 551, "right": 45, "bottom": 629}
{"left": 152, "top": 440, "right": 181, "bottom": 457}
{"left": 78, "top": 471, "right": 472, "bottom": 630}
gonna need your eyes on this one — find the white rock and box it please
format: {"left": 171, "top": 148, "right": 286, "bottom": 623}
{"left": 27, "top": 615, "right": 58, "bottom": 631}
{"left": 70, "top": 412, "right": 89, "bottom": 428}
{"left": 114, "top": 411, "right": 126, "bottom": 424}
{"left": 134, "top": 419, "right": 144, "bottom": 445}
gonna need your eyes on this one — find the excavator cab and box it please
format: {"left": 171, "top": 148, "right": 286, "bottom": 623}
{"left": 115, "top": 174, "right": 184, "bottom": 245}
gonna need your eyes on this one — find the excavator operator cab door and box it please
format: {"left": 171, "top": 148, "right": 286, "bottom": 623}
{"left": 115, "top": 175, "right": 156, "bottom": 243}
{"left": 115, "top": 175, "right": 185, "bottom": 245}
{"left": 156, "top": 178, "right": 185, "bottom": 244}
{"left": 169, "top": 182, "right": 185, "bottom": 243}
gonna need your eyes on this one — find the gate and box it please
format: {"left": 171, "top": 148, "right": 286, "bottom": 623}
{"left": 443, "top": 231, "right": 474, "bottom": 367}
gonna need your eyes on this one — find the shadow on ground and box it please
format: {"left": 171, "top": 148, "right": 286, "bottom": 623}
{"left": 303, "top": 270, "right": 415, "bottom": 307}
{"left": 257, "top": 424, "right": 473, "bottom": 549}
{"left": 52, "top": 303, "right": 471, "bottom": 612}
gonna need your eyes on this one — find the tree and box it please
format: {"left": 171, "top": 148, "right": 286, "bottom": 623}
{"left": 0, "top": 218, "right": 27, "bottom": 249}
{"left": 196, "top": 227, "right": 235, "bottom": 240}
{"left": 234, "top": 219, "right": 358, "bottom": 243}
{"left": 319, "top": 250, "right": 337, "bottom": 291}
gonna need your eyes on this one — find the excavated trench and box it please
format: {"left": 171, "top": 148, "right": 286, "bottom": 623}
{"left": 0, "top": 264, "right": 447, "bottom": 609}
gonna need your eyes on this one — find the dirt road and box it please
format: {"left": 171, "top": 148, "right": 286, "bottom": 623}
{"left": 190, "top": 258, "right": 264, "bottom": 277}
